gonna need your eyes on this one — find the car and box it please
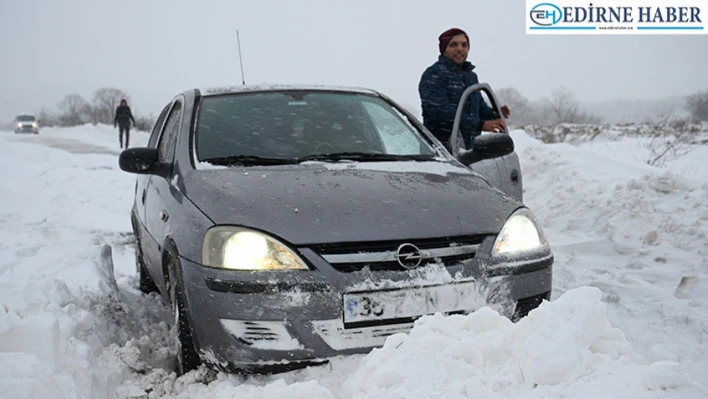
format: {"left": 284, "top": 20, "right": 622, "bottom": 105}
{"left": 119, "top": 83, "right": 553, "bottom": 375}
{"left": 14, "top": 114, "right": 40, "bottom": 134}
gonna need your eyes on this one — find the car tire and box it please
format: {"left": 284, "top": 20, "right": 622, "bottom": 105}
{"left": 168, "top": 256, "right": 201, "bottom": 375}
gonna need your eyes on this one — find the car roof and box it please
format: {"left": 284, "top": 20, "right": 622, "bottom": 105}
{"left": 195, "top": 83, "right": 380, "bottom": 97}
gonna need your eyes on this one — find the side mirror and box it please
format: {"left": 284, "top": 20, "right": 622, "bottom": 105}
{"left": 456, "top": 134, "right": 514, "bottom": 166}
{"left": 119, "top": 147, "right": 160, "bottom": 174}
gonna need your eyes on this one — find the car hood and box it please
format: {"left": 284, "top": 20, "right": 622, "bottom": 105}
{"left": 182, "top": 161, "right": 521, "bottom": 245}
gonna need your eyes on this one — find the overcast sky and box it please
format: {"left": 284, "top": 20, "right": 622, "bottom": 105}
{"left": 1, "top": 0, "right": 707, "bottom": 121}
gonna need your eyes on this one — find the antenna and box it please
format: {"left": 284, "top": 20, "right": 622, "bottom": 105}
{"left": 237, "top": 30, "right": 246, "bottom": 85}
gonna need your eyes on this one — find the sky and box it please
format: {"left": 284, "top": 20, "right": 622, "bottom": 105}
{"left": 1, "top": 0, "right": 708, "bottom": 121}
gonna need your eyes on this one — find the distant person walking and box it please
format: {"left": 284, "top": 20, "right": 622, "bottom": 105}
{"left": 114, "top": 99, "right": 136, "bottom": 149}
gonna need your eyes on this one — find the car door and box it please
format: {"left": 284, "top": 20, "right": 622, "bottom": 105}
{"left": 143, "top": 99, "right": 183, "bottom": 287}
{"left": 468, "top": 152, "right": 523, "bottom": 202}
{"left": 136, "top": 104, "right": 171, "bottom": 226}
{"left": 448, "top": 83, "right": 524, "bottom": 202}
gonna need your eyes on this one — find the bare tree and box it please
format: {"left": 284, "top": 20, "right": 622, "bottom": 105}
{"left": 685, "top": 90, "right": 708, "bottom": 122}
{"left": 37, "top": 108, "right": 58, "bottom": 127}
{"left": 645, "top": 115, "right": 699, "bottom": 168}
{"left": 57, "top": 94, "right": 90, "bottom": 126}
{"left": 134, "top": 114, "right": 157, "bottom": 132}
{"left": 496, "top": 87, "right": 534, "bottom": 125}
{"left": 548, "top": 86, "right": 580, "bottom": 124}
{"left": 92, "top": 88, "right": 130, "bottom": 125}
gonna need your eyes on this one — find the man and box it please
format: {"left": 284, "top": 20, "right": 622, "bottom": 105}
{"left": 418, "top": 28, "right": 510, "bottom": 150}
{"left": 114, "top": 99, "right": 136, "bottom": 149}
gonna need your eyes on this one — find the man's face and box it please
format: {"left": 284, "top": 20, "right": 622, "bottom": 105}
{"left": 443, "top": 34, "right": 469, "bottom": 65}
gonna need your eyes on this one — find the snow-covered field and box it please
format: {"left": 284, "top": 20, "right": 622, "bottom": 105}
{"left": 1, "top": 124, "right": 707, "bottom": 398}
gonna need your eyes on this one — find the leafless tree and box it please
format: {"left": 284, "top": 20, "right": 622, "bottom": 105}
{"left": 57, "top": 94, "right": 90, "bottom": 126}
{"left": 685, "top": 90, "right": 708, "bottom": 122}
{"left": 134, "top": 114, "right": 157, "bottom": 132}
{"left": 496, "top": 87, "right": 534, "bottom": 126}
{"left": 645, "top": 115, "right": 700, "bottom": 168}
{"left": 37, "top": 108, "right": 58, "bottom": 127}
{"left": 548, "top": 86, "right": 580, "bottom": 124}
{"left": 92, "top": 88, "right": 130, "bottom": 125}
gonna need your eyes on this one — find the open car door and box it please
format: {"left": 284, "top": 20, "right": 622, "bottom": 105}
{"left": 448, "top": 83, "right": 523, "bottom": 202}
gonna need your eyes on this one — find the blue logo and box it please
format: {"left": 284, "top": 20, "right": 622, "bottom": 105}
{"left": 345, "top": 298, "right": 359, "bottom": 318}
{"left": 530, "top": 3, "right": 563, "bottom": 26}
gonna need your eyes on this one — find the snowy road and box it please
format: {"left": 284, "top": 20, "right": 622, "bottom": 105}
{"left": 1, "top": 125, "right": 707, "bottom": 398}
{"left": 6, "top": 133, "right": 121, "bottom": 156}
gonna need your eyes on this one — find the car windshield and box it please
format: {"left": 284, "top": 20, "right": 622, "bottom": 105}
{"left": 195, "top": 91, "right": 438, "bottom": 165}
{"left": 17, "top": 115, "right": 36, "bottom": 122}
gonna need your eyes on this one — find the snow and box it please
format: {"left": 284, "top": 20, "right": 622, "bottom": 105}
{"left": 198, "top": 84, "right": 377, "bottom": 96}
{"left": 1, "top": 123, "right": 707, "bottom": 398}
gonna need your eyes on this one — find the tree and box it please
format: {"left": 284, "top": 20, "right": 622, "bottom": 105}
{"left": 533, "top": 86, "right": 602, "bottom": 126}
{"left": 495, "top": 87, "right": 533, "bottom": 125}
{"left": 644, "top": 115, "right": 699, "bottom": 168}
{"left": 37, "top": 108, "right": 58, "bottom": 127}
{"left": 548, "top": 86, "right": 580, "bottom": 124}
{"left": 685, "top": 90, "right": 708, "bottom": 122}
{"left": 57, "top": 94, "right": 90, "bottom": 127}
{"left": 92, "top": 88, "right": 130, "bottom": 125}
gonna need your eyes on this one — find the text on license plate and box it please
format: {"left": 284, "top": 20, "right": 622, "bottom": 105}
{"left": 342, "top": 281, "right": 478, "bottom": 324}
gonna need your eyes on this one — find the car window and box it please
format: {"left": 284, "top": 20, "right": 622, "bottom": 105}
{"left": 194, "top": 91, "right": 437, "bottom": 161}
{"left": 157, "top": 101, "right": 182, "bottom": 164}
{"left": 360, "top": 102, "right": 426, "bottom": 155}
{"left": 148, "top": 104, "right": 172, "bottom": 148}
{"left": 16, "top": 115, "right": 36, "bottom": 122}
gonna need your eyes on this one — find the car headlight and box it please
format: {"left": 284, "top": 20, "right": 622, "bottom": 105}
{"left": 32, "top": 122, "right": 37, "bottom": 127}
{"left": 492, "top": 208, "right": 548, "bottom": 256}
{"left": 202, "top": 226, "right": 309, "bottom": 270}
{"left": 17, "top": 123, "right": 22, "bottom": 127}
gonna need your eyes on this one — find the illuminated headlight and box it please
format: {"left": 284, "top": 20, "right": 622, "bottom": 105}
{"left": 32, "top": 122, "right": 37, "bottom": 127}
{"left": 202, "top": 226, "right": 308, "bottom": 271}
{"left": 17, "top": 123, "right": 22, "bottom": 127}
{"left": 492, "top": 208, "right": 548, "bottom": 256}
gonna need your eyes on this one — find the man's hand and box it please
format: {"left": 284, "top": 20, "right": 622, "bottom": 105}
{"left": 501, "top": 105, "right": 511, "bottom": 119}
{"left": 482, "top": 119, "right": 507, "bottom": 133}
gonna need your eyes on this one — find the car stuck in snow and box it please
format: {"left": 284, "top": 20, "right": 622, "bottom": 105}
{"left": 119, "top": 84, "right": 553, "bottom": 374}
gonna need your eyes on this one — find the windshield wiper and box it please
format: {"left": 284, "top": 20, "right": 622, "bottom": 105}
{"left": 201, "top": 155, "right": 298, "bottom": 166}
{"left": 297, "top": 152, "right": 436, "bottom": 163}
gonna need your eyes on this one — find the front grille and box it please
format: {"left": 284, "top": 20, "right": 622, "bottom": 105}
{"left": 309, "top": 235, "right": 490, "bottom": 272}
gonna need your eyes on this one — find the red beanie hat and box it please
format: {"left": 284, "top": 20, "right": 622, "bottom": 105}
{"left": 438, "top": 28, "right": 469, "bottom": 54}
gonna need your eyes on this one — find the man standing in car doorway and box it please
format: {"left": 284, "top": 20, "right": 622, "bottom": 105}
{"left": 418, "top": 28, "right": 511, "bottom": 150}
{"left": 114, "top": 99, "right": 136, "bottom": 149}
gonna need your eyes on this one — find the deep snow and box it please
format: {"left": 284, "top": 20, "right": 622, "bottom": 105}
{"left": 1, "top": 124, "right": 706, "bottom": 398}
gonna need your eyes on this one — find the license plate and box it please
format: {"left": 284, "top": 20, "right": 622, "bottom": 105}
{"left": 343, "top": 281, "right": 478, "bottom": 324}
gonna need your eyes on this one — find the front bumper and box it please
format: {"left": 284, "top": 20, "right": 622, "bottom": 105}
{"left": 178, "top": 239, "right": 553, "bottom": 373}
{"left": 15, "top": 126, "right": 38, "bottom": 134}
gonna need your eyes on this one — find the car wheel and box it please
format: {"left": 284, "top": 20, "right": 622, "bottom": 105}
{"left": 168, "top": 257, "right": 201, "bottom": 375}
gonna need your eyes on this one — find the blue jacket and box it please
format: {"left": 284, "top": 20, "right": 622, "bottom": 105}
{"left": 418, "top": 55, "right": 496, "bottom": 148}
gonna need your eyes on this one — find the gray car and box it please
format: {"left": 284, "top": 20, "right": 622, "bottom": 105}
{"left": 119, "top": 84, "right": 553, "bottom": 375}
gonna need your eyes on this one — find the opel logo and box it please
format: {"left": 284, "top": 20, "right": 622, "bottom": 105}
{"left": 395, "top": 243, "right": 423, "bottom": 269}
